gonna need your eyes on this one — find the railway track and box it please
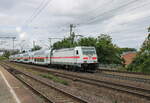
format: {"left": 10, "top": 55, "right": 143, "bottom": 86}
{"left": 98, "top": 68, "right": 150, "bottom": 75}
{"left": 2, "top": 62, "right": 150, "bottom": 100}
{"left": 1, "top": 63, "right": 88, "bottom": 103}
{"left": 9, "top": 62, "right": 150, "bottom": 84}
{"left": 47, "top": 72, "right": 150, "bottom": 100}
{"left": 99, "top": 73, "right": 150, "bottom": 84}
{"left": 97, "top": 68, "right": 150, "bottom": 84}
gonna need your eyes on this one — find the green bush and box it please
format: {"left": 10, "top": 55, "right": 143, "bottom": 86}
{"left": 0, "top": 56, "right": 8, "bottom": 60}
{"left": 39, "top": 74, "right": 69, "bottom": 85}
{"left": 127, "top": 30, "right": 150, "bottom": 73}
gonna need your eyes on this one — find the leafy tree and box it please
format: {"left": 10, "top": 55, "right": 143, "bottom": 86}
{"left": 53, "top": 38, "right": 74, "bottom": 49}
{"left": 2, "top": 51, "right": 10, "bottom": 59}
{"left": 31, "top": 45, "right": 42, "bottom": 51}
{"left": 11, "top": 50, "right": 20, "bottom": 55}
{"left": 96, "top": 34, "right": 122, "bottom": 64}
{"left": 53, "top": 34, "right": 79, "bottom": 49}
{"left": 78, "top": 37, "right": 97, "bottom": 46}
{"left": 128, "top": 27, "right": 150, "bottom": 73}
{"left": 119, "top": 48, "right": 136, "bottom": 54}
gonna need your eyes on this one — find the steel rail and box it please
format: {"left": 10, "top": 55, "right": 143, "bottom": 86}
{"left": 98, "top": 68, "right": 150, "bottom": 75}
{"left": 1, "top": 64, "right": 53, "bottom": 103}
{"left": 1, "top": 63, "right": 88, "bottom": 103}
{"left": 2, "top": 62, "right": 150, "bottom": 100}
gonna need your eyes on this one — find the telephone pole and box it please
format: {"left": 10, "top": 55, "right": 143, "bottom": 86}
{"left": 12, "top": 37, "right": 16, "bottom": 50}
{"left": 69, "top": 24, "right": 76, "bottom": 45}
{"left": 70, "top": 24, "right": 76, "bottom": 36}
{"left": 70, "top": 24, "right": 73, "bottom": 36}
{"left": 33, "top": 40, "right": 35, "bottom": 48}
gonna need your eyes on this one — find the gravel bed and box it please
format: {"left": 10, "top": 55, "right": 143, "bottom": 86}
{"left": 22, "top": 84, "right": 48, "bottom": 103}
{"left": 7, "top": 63, "right": 103, "bottom": 103}
{"left": 62, "top": 77, "right": 150, "bottom": 103}
{"left": 6, "top": 62, "right": 150, "bottom": 103}
{"left": 98, "top": 73, "right": 150, "bottom": 84}
{"left": 36, "top": 66, "right": 150, "bottom": 90}
{"left": 102, "top": 71, "right": 150, "bottom": 79}
{"left": 17, "top": 74, "right": 83, "bottom": 103}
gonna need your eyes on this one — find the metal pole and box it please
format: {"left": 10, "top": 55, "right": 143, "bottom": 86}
{"left": 33, "top": 40, "right": 35, "bottom": 47}
{"left": 70, "top": 24, "right": 73, "bottom": 36}
{"left": 49, "top": 38, "right": 51, "bottom": 49}
{"left": 12, "top": 37, "right": 15, "bottom": 50}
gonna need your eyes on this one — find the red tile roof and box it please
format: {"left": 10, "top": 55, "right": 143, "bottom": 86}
{"left": 122, "top": 52, "right": 137, "bottom": 65}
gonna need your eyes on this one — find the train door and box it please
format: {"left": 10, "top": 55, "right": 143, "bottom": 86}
{"left": 75, "top": 49, "right": 79, "bottom": 64}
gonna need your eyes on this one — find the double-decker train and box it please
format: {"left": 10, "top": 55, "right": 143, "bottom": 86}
{"left": 9, "top": 46, "right": 98, "bottom": 71}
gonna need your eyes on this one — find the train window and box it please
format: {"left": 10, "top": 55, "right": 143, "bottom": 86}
{"left": 34, "top": 58, "right": 44, "bottom": 62}
{"left": 76, "top": 50, "right": 79, "bottom": 55}
{"left": 82, "top": 47, "right": 96, "bottom": 55}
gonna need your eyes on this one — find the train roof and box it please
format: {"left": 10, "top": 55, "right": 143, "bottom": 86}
{"left": 54, "top": 46, "right": 95, "bottom": 51}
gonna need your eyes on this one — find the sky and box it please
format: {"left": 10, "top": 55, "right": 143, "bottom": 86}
{"left": 0, "top": 0, "right": 150, "bottom": 50}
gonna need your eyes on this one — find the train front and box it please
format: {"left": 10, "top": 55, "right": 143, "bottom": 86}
{"left": 78, "top": 47, "right": 98, "bottom": 71}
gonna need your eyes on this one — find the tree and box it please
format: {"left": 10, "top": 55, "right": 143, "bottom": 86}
{"left": 96, "top": 34, "right": 122, "bottom": 64}
{"left": 2, "top": 51, "right": 10, "bottom": 59}
{"left": 119, "top": 48, "right": 136, "bottom": 54}
{"left": 53, "top": 37, "right": 77, "bottom": 49}
{"left": 128, "top": 27, "right": 150, "bottom": 73}
{"left": 31, "top": 45, "right": 42, "bottom": 51}
{"left": 78, "top": 37, "right": 97, "bottom": 46}
{"left": 11, "top": 50, "right": 20, "bottom": 55}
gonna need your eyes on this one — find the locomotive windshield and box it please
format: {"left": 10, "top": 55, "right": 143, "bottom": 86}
{"left": 82, "top": 47, "right": 96, "bottom": 55}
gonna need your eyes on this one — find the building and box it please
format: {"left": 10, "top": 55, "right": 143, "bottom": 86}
{"left": 121, "top": 52, "right": 137, "bottom": 66}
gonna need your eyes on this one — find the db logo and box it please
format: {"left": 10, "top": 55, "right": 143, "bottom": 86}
{"left": 88, "top": 55, "right": 92, "bottom": 59}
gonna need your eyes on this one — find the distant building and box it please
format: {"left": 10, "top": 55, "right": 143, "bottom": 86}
{"left": 121, "top": 51, "right": 137, "bottom": 66}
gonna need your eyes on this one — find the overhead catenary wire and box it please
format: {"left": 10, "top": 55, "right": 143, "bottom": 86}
{"left": 23, "top": 0, "right": 53, "bottom": 26}
{"left": 22, "top": 0, "right": 150, "bottom": 39}
{"left": 44, "top": 0, "right": 150, "bottom": 34}
{"left": 28, "top": 0, "right": 53, "bottom": 24}
{"left": 24, "top": 0, "right": 47, "bottom": 25}
{"left": 78, "top": 0, "right": 141, "bottom": 25}
{"left": 72, "top": 0, "right": 150, "bottom": 36}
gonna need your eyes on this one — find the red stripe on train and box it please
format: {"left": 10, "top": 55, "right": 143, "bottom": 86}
{"left": 15, "top": 56, "right": 80, "bottom": 59}
{"left": 83, "top": 57, "right": 88, "bottom": 59}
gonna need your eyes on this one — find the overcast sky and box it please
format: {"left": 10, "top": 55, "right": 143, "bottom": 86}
{"left": 0, "top": 0, "right": 150, "bottom": 50}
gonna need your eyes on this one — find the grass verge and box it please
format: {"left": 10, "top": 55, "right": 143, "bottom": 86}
{"left": 39, "top": 73, "right": 69, "bottom": 85}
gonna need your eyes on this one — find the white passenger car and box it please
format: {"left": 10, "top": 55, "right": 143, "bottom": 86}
{"left": 10, "top": 46, "right": 98, "bottom": 71}
{"left": 33, "top": 49, "right": 51, "bottom": 65}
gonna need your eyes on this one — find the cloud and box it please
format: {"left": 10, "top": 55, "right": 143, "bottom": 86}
{"left": 19, "top": 32, "right": 27, "bottom": 39}
{"left": 0, "top": 0, "right": 150, "bottom": 50}
{"left": 0, "top": 0, "right": 18, "bottom": 11}
{"left": 16, "top": 27, "right": 22, "bottom": 32}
